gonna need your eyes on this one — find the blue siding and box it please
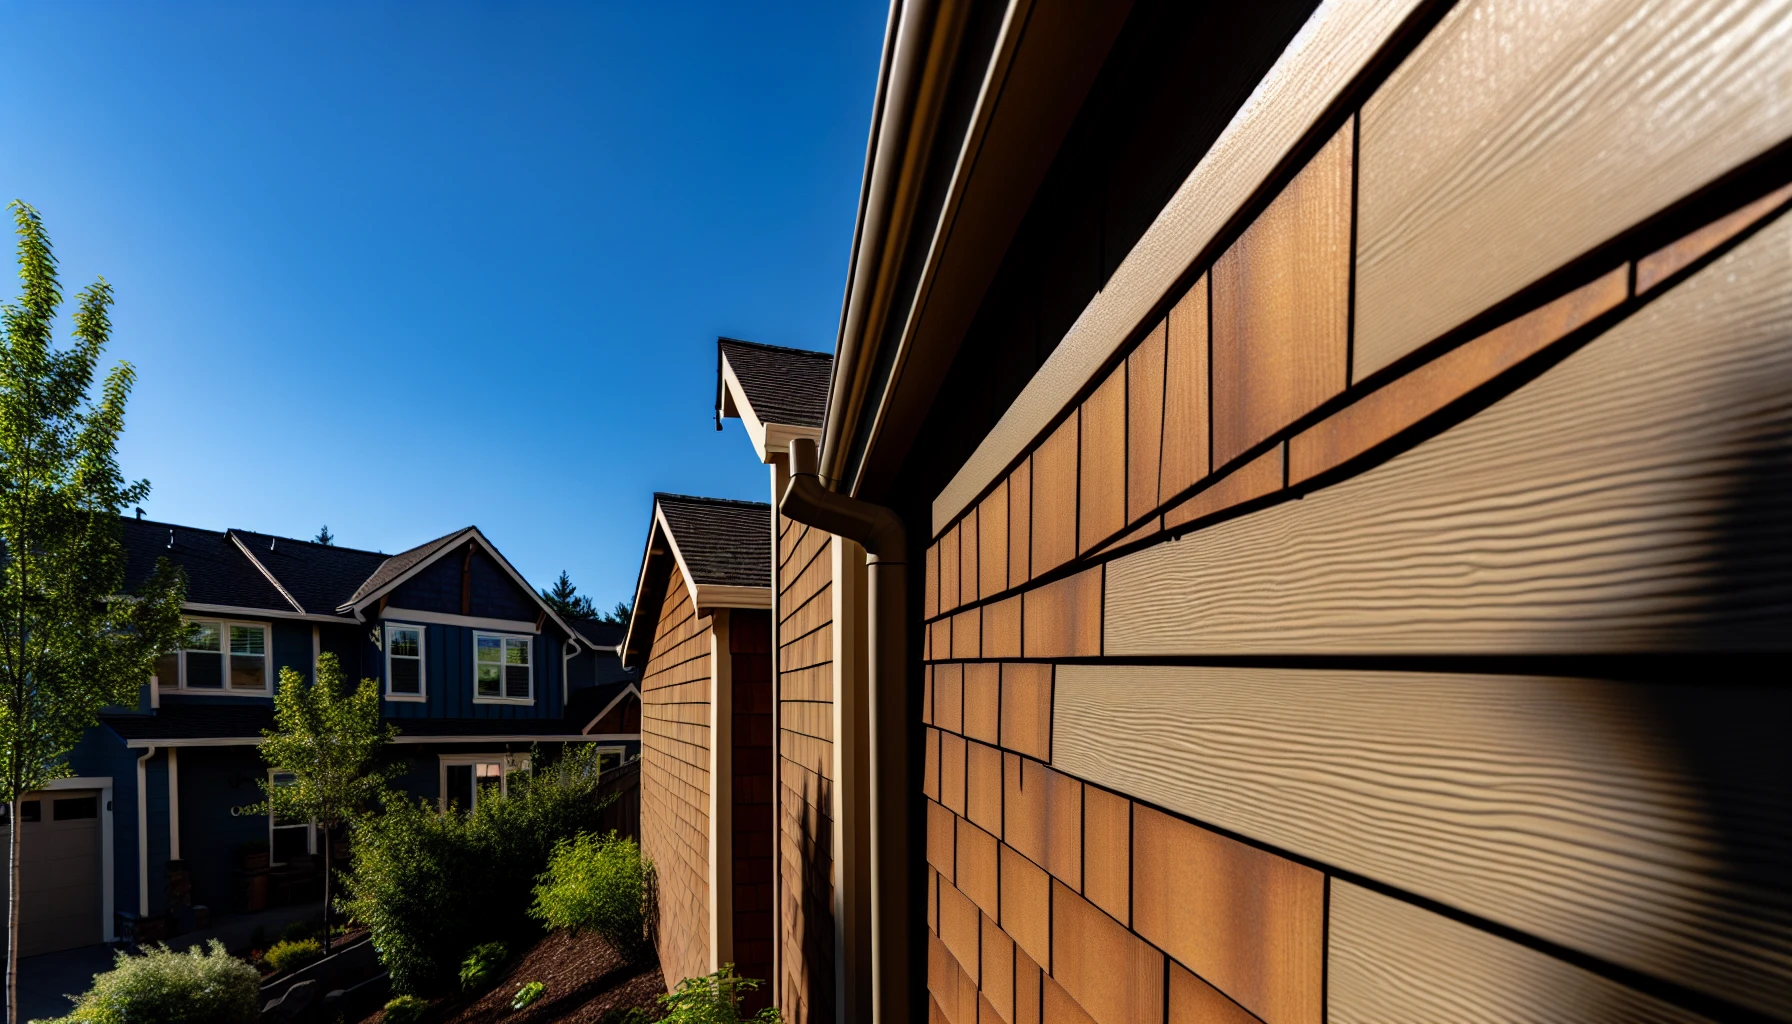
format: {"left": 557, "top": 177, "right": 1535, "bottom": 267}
{"left": 376, "top": 621, "right": 566, "bottom": 720}
{"left": 175, "top": 746, "right": 273, "bottom": 910}
{"left": 64, "top": 726, "right": 141, "bottom": 924}
{"left": 270, "top": 619, "right": 314, "bottom": 686}
{"left": 387, "top": 547, "right": 540, "bottom": 622}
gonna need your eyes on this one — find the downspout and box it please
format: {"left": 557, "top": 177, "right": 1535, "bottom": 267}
{"left": 780, "top": 438, "right": 909, "bottom": 1024}
{"left": 136, "top": 746, "right": 155, "bottom": 918}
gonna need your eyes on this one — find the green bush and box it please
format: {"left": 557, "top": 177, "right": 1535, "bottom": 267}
{"left": 40, "top": 940, "right": 259, "bottom": 1024}
{"left": 339, "top": 745, "right": 613, "bottom": 995}
{"left": 380, "top": 994, "right": 430, "bottom": 1024}
{"left": 529, "top": 831, "right": 648, "bottom": 955}
{"left": 510, "top": 980, "right": 546, "bottom": 1010}
{"left": 658, "top": 966, "right": 781, "bottom": 1024}
{"left": 458, "top": 941, "right": 508, "bottom": 992}
{"left": 262, "top": 938, "right": 323, "bottom": 975}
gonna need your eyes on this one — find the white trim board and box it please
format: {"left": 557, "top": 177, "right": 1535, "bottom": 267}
{"left": 929, "top": 0, "right": 1427, "bottom": 536}
{"left": 382, "top": 607, "right": 540, "bottom": 633}
{"left": 720, "top": 356, "right": 822, "bottom": 464}
{"left": 579, "top": 683, "right": 643, "bottom": 735}
{"left": 182, "top": 602, "right": 357, "bottom": 626}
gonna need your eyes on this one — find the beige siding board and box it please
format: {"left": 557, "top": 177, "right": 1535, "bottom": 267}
{"left": 1054, "top": 664, "right": 1792, "bottom": 1018}
{"left": 1329, "top": 882, "right": 1715, "bottom": 1024}
{"left": 1355, "top": 0, "right": 1792, "bottom": 377}
{"left": 1107, "top": 212, "right": 1792, "bottom": 655}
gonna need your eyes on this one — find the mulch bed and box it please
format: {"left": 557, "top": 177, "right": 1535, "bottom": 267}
{"left": 361, "top": 930, "right": 664, "bottom": 1023}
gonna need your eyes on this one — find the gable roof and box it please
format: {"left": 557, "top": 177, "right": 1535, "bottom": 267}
{"left": 569, "top": 617, "right": 626, "bottom": 649}
{"left": 716, "top": 338, "right": 833, "bottom": 462}
{"left": 339, "top": 528, "right": 473, "bottom": 609}
{"left": 123, "top": 518, "right": 356, "bottom": 617}
{"left": 620, "top": 493, "right": 772, "bottom": 669}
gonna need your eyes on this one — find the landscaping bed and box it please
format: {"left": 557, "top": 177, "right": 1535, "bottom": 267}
{"left": 362, "top": 929, "right": 663, "bottom": 1023}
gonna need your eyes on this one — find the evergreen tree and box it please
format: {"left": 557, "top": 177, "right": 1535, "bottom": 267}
{"left": 314, "top": 524, "right": 334, "bottom": 546}
{"left": 539, "top": 570, "right": 598, "bottom": 619}
{"left": 0, "top": 201, "right": 188, "bottom": 1022}
{"left": 598, "top": 599, "right": 633, "bottom": 627}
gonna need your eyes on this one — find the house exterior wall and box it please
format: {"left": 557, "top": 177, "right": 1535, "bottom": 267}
{"left": 729, "top": 608, "right": 775, "bottom": 1014}
{"left": 914, "top": 2, "right": 1792, "bottom": 1022}
{"left": 638, "top": 564, "right": 713, "bottom": 992}
{"left": 776, "top": 517, "right": 834, "bottom": 1022}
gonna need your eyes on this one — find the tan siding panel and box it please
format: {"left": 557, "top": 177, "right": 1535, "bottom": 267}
{"left": 1210, "top": 121, "right": 1352, "bottom": 468}
{"left": 1008, "top": 459, "right": 1032, "bottom": 588}
{"left": 1161, "top": 445, "right": 1283, "bottom": 532}
{"left": 1126, "top": 322, "right": 1167, "bottom": 524}
{"left": 1329, "top": 881, "right": 1715, "bottom": 1024}
{"left": 962, "top": 509, "right": 981, "bottom": 606}
{"left": 1107, "top": 213, "right": 1792, "bottom": 656}
{"left": 1030, "top": 416, "right": 1079, "bottom": 576}
{"left": 980, "top": 480, "right": 1010, "bottom": 600}
{"left": 982, "top": 595, "right": 1022, "bottom": 660}
{"left": 962, "top": 663, "right": 1000, "bottom": 744}
{"left": 999, "top": 663, "right": 1052, "bottom": 762}
{"left": 1354, "top": 0, "right": 1792, "bottom": 377}
{"left": 1022, "top": 567, "right": 1102, "bottom": 660}
{"left": 1055, "top": 664, "right": 1792, "bottom": 1019}
{"left": 1050, "top": 881, "right": 1163, "bottom": 1024}
{"left": 1159, "top": 279, "right": 1210, "bottom": 502}
{"left": 941, "top": 522, "right": 962, "bottom": 615}
{"left": 1078, "top": 366, "right": 1127, "bottom": 554}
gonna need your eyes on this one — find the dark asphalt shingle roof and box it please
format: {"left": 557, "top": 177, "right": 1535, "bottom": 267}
{"left": 230, "top": 530, "right": 389, "bottom": 614}
{"left": 339, "top": 528, "right": 471, "bottom": 609}
{"left": 718, "top": 337, "right": 833, "bottom": 428}
{"left": 122, "top": 519, "right": 293, "bottom": 611}
{"left": 102, "top": 703, "right": 276, "bottom": 741}
{"left": 568, "top": 679, "right": 637, "bottom": 730}
{"left": 569, "top": 618, "right": 625, "bottom": 648}
{"left": 656, "top": 494, "right": 771, "bottom": 590}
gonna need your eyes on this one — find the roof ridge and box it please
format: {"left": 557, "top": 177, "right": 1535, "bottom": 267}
{"left": 718, "top": 336, "right": 834, "bottom": 360}
{"left": 227, "top": 526, "right": 389, "bottom": 557}
{"left": 653, "top": 492, "right": 772, "bottom": 510}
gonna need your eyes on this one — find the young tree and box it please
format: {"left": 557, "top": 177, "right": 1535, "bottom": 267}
{"left": 539, "top": 570, "right": 597, "bottom": 619}
{"left": 0, "top": 202, "right": 189, "bottom": 1022}
{"left": 259, "top": 652, "right": 400, "bottom": 954}
{"left": 313, "top": 524, "right": 334, "bottom": 546}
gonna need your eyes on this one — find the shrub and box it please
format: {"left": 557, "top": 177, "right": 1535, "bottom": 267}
{"left": 658, "top": 966, "right": 782, "bottom": 1024}
{"left": 381, "top": 994, "right": 430, "bottom": 1024}
{"left": 529, "top": 831, "right": 648, "bottom": 955}
{"left": 339, "top": 745, "right": 613, "bottom": 994}
{"left": 279, "top": 917, "right": 322, "bottom": 944}
{"left": 458, "top": 941, "right": 508, "bottom": 992}
{"left": 262, "top": 938, "right": 323, "bottom": 975}
{"left": 510, "top": 980, "right": 546, "bottom": 1010}
{"left": 42, "top": 940, "right": 259, "bottom": 1024}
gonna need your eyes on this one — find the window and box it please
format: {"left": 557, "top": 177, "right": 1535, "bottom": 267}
{"left": 438, "top": 754, "right": 529, "bottom": 813}
{"left": 473, "top": 632, "right": 532, "bottom": 702}
{"left": 161, "top": 620, "right": 269, "bottom": 693}
{"left": 385, "top": 624, "right": 425, "bottom": 700}
{"left": 53, "top": 796, "right": 97, "bottom": 821}
{"left": 268, "top": 771, "right": 314, "bottom": 865}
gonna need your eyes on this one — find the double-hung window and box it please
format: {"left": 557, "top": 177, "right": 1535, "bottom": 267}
{"left": 385, "top": 624, "right": 425, "bottom": 701}
{"left": 268, "top": 771, "right": 314, "bottom": 865}
{"left": 473, "top": 632, "right": 532, "bottom": 702}
{"left": 155, "top": 620, "right": 269, "bottom": 693}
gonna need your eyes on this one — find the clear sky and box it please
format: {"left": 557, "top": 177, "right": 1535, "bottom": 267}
{"left": 0, "top": 1, "right": 885, "bottom": 612}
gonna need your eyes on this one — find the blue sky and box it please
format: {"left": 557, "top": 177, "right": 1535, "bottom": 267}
{"left": 0, "top": 1, "right": 885, "bottom": 611}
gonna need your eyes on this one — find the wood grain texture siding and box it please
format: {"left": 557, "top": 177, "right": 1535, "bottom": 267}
{"left": 1050, "top": 880, "right": 1164, "bottom": 1024}
{"left": 1290, "top": 266, "right": 1629, "bottom": 484}
{"left": 1354, "top": 0, "right": 1792, "bottom": 377}
{"left": 1053, "top": 664, "right": 1792, "bottom": 1018}
{"left": 1210, "top": 121, "right": 1351, "bottom": 468}
{"left": 980, "top": 480, "right": 1009, "bottom": 600}
{"left": 1126, "top": 323, "right": 1166, "bottom": 524}
{"left": 1328, "top": 881, "right": 1715, "bottom": 1024}
{"left": 1638, "top": 181, "right": 1792, "bottom": 294}
{"left": 1022, "top": 567, "right": 1102, "bottom": 660}
{"left": 941, "top": 521, "right": 962, "bottom": 615}
{"left": 962, "top": 509, "right": 981, "bottom": 606}
{"left": 1159, "top": 281, "right": 1209, "bottom": 503}
{"left": 1031, "top": 416, "right": 1079, "bottom": 576}
{"left": 1107, "top": 212, "right": 1792, "bottom": 655}
{"left": 1169, "top": 963, "right": 1260, "bottom": 1024}
{"left": 982, "top": 595, "right": 1021, "bottom": 660}
{"left": 1162, "top": 446, "right": 1283, "bottom": 532}
{"left": 1079, "top": 367, "right": 1127, "bottom": 553}
{"left": 1009, "top": 459, "right": 1031, "bottom": 588}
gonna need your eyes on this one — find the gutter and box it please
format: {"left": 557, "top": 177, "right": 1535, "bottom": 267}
{"left": 780, "top": 438, "right": 910, "bottom": 1024}
{"left": 822, "top": 0, "right": 976, "bottom": 491}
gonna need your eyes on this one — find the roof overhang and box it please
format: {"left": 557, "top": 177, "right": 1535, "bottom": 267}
{"left": 821, "top": 0, "right": 1133, "bottom": 499}
{"left": 719, "top": 352, "right": 823, "bottom": 464}
{"left": 620, "top": 499, "right": 772, "bottom": 669}
{"left": 182, "top": 602, "right": 356, "bottom": 626}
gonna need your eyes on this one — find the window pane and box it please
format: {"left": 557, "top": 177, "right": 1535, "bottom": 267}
{"left": 505, "top": 665, "right": 529, "bottom": 700}
{"left": 446, "top": 764, "right": 474, "bottom": 812}
{"left": 476, "top": 664, "right": 500, "bottom": 697}
{"left": 54, "top": 796, "right": 98, "bottom": 821}
{"left": 188, "top": 622, "right": 221, "bottom": 652}
{"left": 390, "top": 627, "right": 420, "bottom": 658}
{"left": 229, "top": 625, "right": 265, "bottom": 655}
{"left": 476, "top": 635, "right": 501, "bottom": 663}
{"left": 185, "top": 651, "right": 224, "bottom": 689}
{"left": 20, "top": 801, "right": 40, "bottom": 823}
{"left": 229, "top": 656, "right": 265, "bottom": 691}
{"left": 505, "top": 638, "right": 530, "bottom": 665}
{"left": 272, "top": 825, "right": 310, "bottom": 862}
{"left": 390, "top": 658, "right": 421, "bottom": 695}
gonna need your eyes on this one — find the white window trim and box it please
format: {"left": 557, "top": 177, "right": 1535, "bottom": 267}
{"left": 167, "top": 618, "right": 272, "bottom": 696}
{"left": 436, "top": 753, "right": 530, "bottom": 813}
{"left": 384, "top": 623, "right": 427, "bottom": 702}
{"left": 471, "top": 630, "right": 535, "bottom": 705}
{"left": 267, "top": 770, "right": 315, "bottom": 867}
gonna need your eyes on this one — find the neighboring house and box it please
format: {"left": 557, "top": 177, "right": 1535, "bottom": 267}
{"left": 19, "top": 518, "right": 639, "bottom": 956}
{"left": 619, "top": 494, "right": 773, "bottom": 1010}
{"left": 694, "top": 1, "right": 1792, "bottom": 1023}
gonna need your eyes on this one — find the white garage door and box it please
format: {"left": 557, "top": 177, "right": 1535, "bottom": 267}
{"left": 0, "top": 791, "right": 102, "bottom": 957}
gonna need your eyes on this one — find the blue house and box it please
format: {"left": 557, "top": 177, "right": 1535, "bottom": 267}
{"left": 24, "top": 517, "right": 639, "bottom": 956}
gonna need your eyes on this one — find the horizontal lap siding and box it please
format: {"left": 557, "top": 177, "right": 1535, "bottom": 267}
{"left": 915, "top": 2, "right": 1792, "bottom": 1020}
{"left": 639, "top": 565, "right": 711, "bottom": 992}
{"left": 779, "top": 516, "right": 834, "bottom": 1022}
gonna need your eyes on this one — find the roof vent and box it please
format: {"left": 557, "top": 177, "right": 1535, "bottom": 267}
{"left": 167, "top": 529, "right": 174, "bottom": 549}
{"left": 135, "top": 507, "right": 144, "bottom": 520}
{"left": 269, "top": 536, "right": 276, "bottom": 551}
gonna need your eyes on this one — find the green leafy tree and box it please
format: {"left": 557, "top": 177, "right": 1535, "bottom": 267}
{"left": 258, "top": 652, "right": 399, "bottom": 954}
{"left": 0, "top": 201, "right": 188, "bottom": 1023}
{"left": 539, "top": 570, "right": 598, "bottom": 619}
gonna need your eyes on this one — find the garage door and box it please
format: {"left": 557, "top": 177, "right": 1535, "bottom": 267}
{"left": 0, "top": 791, "right": 102, "bottom": 957}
